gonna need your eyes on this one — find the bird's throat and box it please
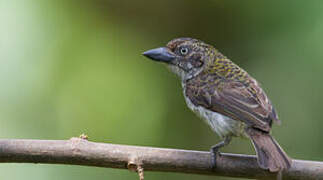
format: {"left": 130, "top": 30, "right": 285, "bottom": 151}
{"left": 166, "top": 64, "right": 187, "bottom": 80}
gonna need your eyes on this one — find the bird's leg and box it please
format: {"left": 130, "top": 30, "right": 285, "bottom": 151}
{"left": 210, "top": 136, "right": 231, "bottom": 169}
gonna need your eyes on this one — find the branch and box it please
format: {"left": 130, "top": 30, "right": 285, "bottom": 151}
{"left": 0, "top": 138, "right": 321, "bottom": 179}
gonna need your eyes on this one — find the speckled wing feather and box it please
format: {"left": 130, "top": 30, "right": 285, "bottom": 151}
{"left": 185, "top": 72, "right": 279, "bottom": 132}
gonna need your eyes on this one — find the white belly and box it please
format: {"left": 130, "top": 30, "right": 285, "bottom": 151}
{"left": 184, "top": 95, "right": 244, "bottom": 138}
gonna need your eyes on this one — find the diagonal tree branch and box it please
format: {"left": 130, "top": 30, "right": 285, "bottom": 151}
{"left": 0, "top": 138, "right": 321, "bottom": 179}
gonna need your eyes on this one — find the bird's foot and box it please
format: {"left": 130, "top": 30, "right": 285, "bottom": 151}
{"left": 210, "top": 148, "right": 221, "bottom": 169}
{"left": 209, "top": 137, "right": 232, "bottom": 169}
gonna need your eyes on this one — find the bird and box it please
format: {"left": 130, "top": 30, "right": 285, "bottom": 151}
{"left": 142, "top": 37, "right": 291, "bottom": 172}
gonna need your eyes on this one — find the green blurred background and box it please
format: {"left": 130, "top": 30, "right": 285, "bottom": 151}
{"left": 1, "top": 0, "right": 323, "bottom": 179}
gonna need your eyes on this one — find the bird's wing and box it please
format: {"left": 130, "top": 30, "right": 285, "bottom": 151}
{"left": 185, "top": 77, "right": 278, "bottom": 132}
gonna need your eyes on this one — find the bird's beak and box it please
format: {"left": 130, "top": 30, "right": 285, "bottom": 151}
{"left": 142, "top": 47, "right": 175, "bottom": 63}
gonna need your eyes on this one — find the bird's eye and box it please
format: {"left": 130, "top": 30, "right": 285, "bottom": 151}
{"left": 180, "top": 47, "right": 189, "bottom": 55}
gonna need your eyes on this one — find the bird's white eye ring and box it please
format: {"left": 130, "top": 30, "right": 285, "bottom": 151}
{"left": 180, "top": 47, "right": 189, "bottom": 55}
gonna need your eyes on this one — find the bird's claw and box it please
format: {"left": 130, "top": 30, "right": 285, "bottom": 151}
{"left": 210, "top": 149, "right": 221, "bottom": 169}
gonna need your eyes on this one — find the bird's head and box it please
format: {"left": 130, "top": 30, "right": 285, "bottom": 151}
{"left": 143, "top": 37, "right": 216, "bottom": 80}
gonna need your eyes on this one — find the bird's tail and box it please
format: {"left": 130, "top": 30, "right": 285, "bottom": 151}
{"left": 246, "top": 127, "right": 292, "bottom": 172}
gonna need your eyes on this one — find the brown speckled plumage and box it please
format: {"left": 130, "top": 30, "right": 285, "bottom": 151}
{"left": 144, "top": 37, "right": 291, "bottom": 173}
{"left": 185, "top": 58, "right": 278, "bottom": 132}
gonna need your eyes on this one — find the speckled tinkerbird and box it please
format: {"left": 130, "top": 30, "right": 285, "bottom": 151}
{"left": 143, "top": 37, "right": 291, "bottom": 172}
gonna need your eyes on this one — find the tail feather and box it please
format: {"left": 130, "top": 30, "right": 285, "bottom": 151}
{"left": 246, "top": 127, "right": 292, "bottom": 172}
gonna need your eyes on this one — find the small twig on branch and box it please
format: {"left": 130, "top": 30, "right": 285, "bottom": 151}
{"left": 0, "top": 138, "right": 321, "bottom": 179}
{"left": 127, "top": 156, "right": 144, "bottom": 180}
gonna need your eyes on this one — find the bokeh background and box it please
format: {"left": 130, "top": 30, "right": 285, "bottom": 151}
{"left": 1, "top": 0, "right": 323, "bottom": 179}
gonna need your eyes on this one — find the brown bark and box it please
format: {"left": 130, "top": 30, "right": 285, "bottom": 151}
{"left": 0, "top": 138, "right": 321, "bottom": 180}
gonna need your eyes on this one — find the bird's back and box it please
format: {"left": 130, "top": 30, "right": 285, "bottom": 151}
{"left": 185, "top": 52, "right": 279, "bottom": 132}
